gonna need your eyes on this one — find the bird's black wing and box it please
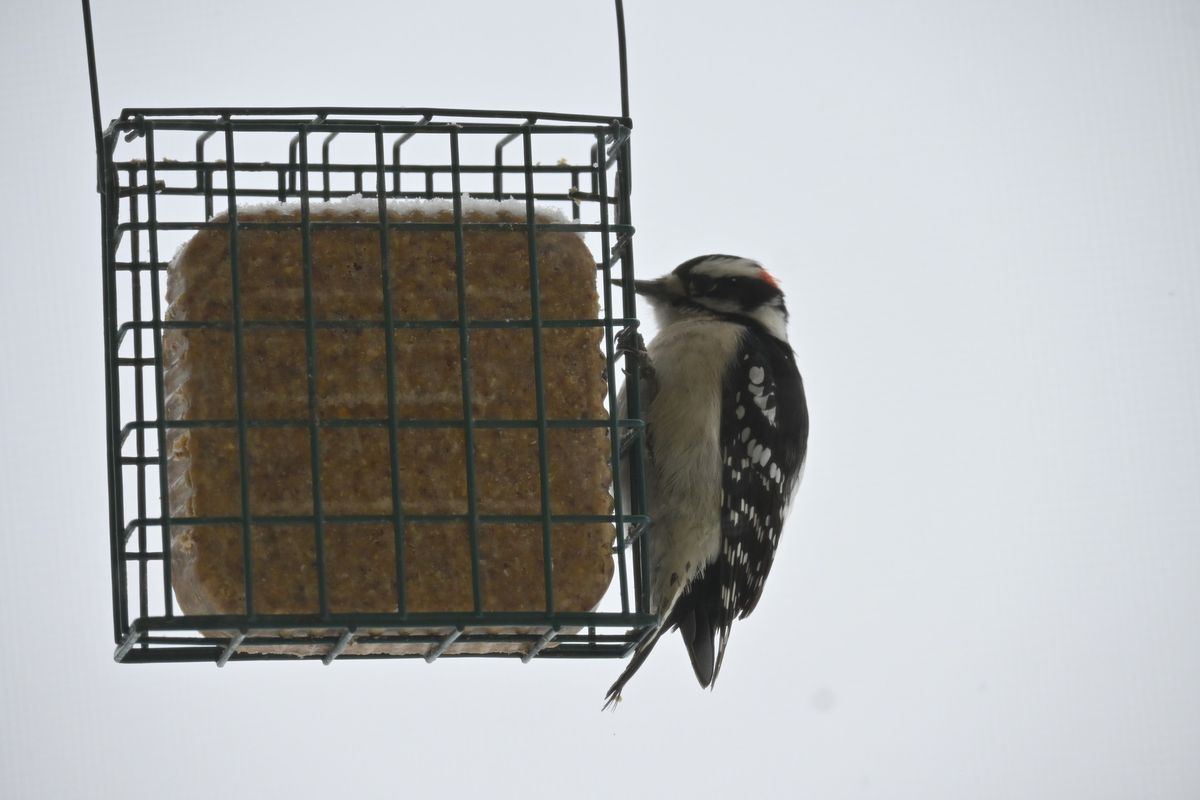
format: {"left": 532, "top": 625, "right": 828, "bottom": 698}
{"left": 712, "top": 334, "right": 808, "bottom": 680}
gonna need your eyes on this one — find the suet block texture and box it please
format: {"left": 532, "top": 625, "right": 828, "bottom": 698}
{"left": 164, "top": 200, "right": 614, "bottom": 655}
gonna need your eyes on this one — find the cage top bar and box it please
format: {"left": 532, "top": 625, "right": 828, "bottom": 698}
{"left": 81, "top": 0, "right": 631, "bottom": 155}
{"left": 115, "top": 107, "right": 628, "bottom": 126}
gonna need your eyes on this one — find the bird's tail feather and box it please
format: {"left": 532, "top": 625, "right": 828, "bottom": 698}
{"left": 679, "top": 606, "right": 716, "bottom": 688}
{"left": 712, "top": 622, "right": 733, "bottom": 688}
{"left": 602, "top": 623, "right": 671, "bottom": 710}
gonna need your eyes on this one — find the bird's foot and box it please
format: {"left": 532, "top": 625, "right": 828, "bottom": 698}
{"left": 615, "top": 326, "right": 650, "bottom": 373}
{"left": 612, "top": 520, "right": 650, "bottom": 553}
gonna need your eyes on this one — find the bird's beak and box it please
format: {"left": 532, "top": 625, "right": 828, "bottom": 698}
{"left": 612, "top": 277, "right": 673, "bottom": 301}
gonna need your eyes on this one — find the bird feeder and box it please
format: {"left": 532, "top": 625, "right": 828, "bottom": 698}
{"left": 84, "top": 0, "right": 654, "bottom": 665}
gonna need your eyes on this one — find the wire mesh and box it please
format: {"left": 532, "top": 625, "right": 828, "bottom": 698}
{"left": 87, "top": 4, "right": 652, "bottom": 666}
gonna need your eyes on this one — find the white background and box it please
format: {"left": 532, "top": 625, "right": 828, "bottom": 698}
{"left": 2, "top": 1, "right": 1198, "bottom": 797}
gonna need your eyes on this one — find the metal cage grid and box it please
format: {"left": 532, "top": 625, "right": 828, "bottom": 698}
{"left": 84, "top": 0, "right": 655, "bottom": 665}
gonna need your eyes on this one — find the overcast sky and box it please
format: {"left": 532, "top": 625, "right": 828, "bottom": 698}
{"left": 2, "top": 1, "right": 1199, "bottom": 797}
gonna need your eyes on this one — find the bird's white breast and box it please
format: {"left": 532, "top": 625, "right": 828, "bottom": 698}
{"left": 642, "top": 318, "right": 745, "bottom": 612}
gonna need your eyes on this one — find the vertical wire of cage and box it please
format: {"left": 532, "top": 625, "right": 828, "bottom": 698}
{"left": 84, "top": 0, "right": 655, "bottom": 665}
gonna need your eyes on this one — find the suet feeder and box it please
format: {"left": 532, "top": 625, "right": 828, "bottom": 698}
{"left": 84, "top": 0, "right": 654, "bottom": 665}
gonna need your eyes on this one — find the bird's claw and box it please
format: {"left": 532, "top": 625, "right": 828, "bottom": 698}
{"left": 618, "top": 426, "right": 638, "bottom": 457}
{"left": 615, "top": 326, "right": 650, "bottom": 372}
{"left": 612, "top": 520, "right": 649, "bottom": 553}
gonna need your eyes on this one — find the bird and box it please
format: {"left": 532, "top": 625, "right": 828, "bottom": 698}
{"left": 605, "top": 254, "right": 809, "bottom": 707}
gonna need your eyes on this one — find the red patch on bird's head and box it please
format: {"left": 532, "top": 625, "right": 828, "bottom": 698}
{"left": 758, "top": 268, "right": 780, "bottom": 289}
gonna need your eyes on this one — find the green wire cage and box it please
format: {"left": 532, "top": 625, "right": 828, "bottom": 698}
{"left": 84, "top": 0, "right": 654, "bottom": 665}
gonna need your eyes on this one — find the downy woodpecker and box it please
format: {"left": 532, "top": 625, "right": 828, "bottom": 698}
{"left": 606, "top": 255, "right": 808, "bottom": 706}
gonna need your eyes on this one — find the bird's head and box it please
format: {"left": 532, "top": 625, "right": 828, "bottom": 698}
{"left": 616, "top": 254, "right": 790, "bottom": 341}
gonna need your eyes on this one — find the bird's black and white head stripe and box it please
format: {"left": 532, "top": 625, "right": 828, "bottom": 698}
{"left": 624, "top": 254, "right": 791, "bottom": 343}
{"left": 674, "top": 254, "right": 786, "bottom": 316}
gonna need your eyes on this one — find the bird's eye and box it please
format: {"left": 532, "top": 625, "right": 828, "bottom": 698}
{"left": 690, "top": 275, "right": 714, "bottom": 295}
